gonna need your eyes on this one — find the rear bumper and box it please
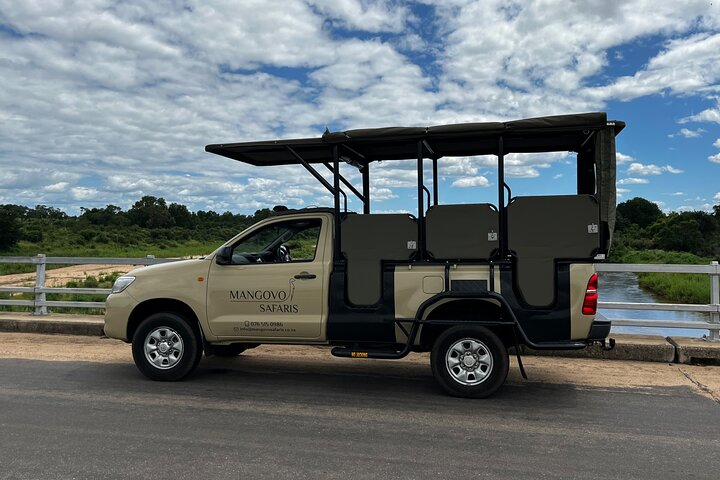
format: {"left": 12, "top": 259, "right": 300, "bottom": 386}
{"left": 587, "top": 318, "right": 611, "bottom": 341}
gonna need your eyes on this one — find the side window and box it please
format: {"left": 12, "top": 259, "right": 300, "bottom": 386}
{"left": 230, "top": 219, "right": 322, "bottom": 265}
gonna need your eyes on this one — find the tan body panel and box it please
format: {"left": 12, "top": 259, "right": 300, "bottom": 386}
{"left": 205, "top": 213, "right": 332, "bottom": 342}
{"left": 570, "top": 263, "right": 596, "bottom": 340}
{"left": 393, "top": 264, "right": 501, "bottom": 345}
{"left": 104, "top": 259, "right": 212, "bottom": 342}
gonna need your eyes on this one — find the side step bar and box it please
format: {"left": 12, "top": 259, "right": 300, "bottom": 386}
{"left": 331, "top": 320, "right": 421, "bottom": 360}
{"left": 330, "top": 347, "right": 409, "bottom": 360}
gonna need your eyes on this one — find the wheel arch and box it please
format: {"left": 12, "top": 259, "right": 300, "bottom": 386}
{"left": 418, "top": 297, "right": 514, "bottom": 350}
{"left": 127, "top": 298, "right": 203, "bottom": 344}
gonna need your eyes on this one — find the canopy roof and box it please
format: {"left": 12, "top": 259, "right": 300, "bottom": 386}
{"left": 205, "top": 112, "right": 625, "bottom": 166}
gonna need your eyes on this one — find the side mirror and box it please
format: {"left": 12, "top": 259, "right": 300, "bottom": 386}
{"left": 215, "top": 246, "right": 233, "bottom": 265}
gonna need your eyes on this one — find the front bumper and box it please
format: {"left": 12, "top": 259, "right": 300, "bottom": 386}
{"left": 103, "top": 292, "right": 138, "bottom": 342}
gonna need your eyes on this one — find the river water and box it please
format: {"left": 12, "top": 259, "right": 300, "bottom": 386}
{"left": 599, "top": 272, "right": 709, "bottom": 338}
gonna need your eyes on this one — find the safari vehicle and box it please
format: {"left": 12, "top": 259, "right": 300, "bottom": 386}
{"left": 104, "top": 112, "right": 624, "bottom": 398}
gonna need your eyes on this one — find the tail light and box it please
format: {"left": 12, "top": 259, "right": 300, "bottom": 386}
{"left": 582, "top": 273, "right": 598, "bottom": 315}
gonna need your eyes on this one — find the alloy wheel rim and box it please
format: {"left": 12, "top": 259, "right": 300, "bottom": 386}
{"left": 144, "top": 327, "right": 184, "bottom": 370}
{"left": 445, "top": 338, "right": 493, "bottom": 386}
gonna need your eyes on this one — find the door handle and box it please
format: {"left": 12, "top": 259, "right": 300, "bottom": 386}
{"left": 294, "top": 272, "right": 316, "bottom": 280}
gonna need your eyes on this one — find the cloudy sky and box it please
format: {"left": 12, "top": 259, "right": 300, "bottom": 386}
{"left": 1, "top": 0, "right": 719, "bottom": 215}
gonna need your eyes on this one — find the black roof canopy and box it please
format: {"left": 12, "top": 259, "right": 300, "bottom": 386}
{"left": 205, "top": 112, "right": 625, "bottom": 166}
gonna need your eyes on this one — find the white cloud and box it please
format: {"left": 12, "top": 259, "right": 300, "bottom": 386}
{"left": 43, "top": 182, "right": 70, "bottom": 193}
{"left": 70, "top": 187, "right": 99, "bottom": 201}
{"left": 627, "top": 162, "right": 683, "bottom": 175}
{"left": 616, "top": 152, "right": 634, "bottom": 164}
{"left": 627, "top": 163, "right": 663, "bottom": 175}
{"left": 715, "top": 192, "right": 720, "bottom": 202}
{"left": 587, "top": 32, "right": 720, "bottom": 101}
{"left": 669, "top": 127, "right": 705, "bottom": 138}
{"left": 369, "top": 187, "right": 398, "bottom": 201}
{"left": 451, "top": 176, "right": 492, "bottom": 188}
{"left": 308, "top": 0, "right": 411, "bottom": 33}
{"left": 438, "top": 0, "right": 720, "bottom": 114}
{"left": 505, "top": 167, "right": 539, "bottom": 178}
{"left": 0, "top": 1, "right": 718, "bottom": 213}
{"left": 676, "top": 204, "right": 715, "bottom": 212}
{"left": 618, "top": 178, "right": 650, "bottom": 185}
{"left": 669, "top": 192, "right": 686, "bottom": 196}
{"left": 553, "top": 174, "right": 563, "bottom": 180}
{"left": 709, "top": 153, "right": 720, "bottom": 163}
{"left": 680, "top": 101, "right": 720, "bottom": 124}
{"left": 714, "top": 138, "right": 720, "bottom": 148}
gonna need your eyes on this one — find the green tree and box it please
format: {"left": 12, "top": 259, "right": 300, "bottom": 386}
{"left": 127, "top": 196, "right": 175, "bottom": 229}
{"left": 80, "top": 205, "right": 123, "bottom": 226}
{"left": 653, "top": 216, "right": 704, "bottom": 253}
{"left": 168, "top": 203, "right": 193, "bottom": 228}
{"left": 27, "top": 204, "right": 67, "bottom": 219}
{"left": 0, "top": 208, "right": 21, "bottom": 249}
{"left": 252, "top": 208, "right": 274, "bottom": 222}
{"left": 617, "top": 197, "right": 663, "bottom": 229}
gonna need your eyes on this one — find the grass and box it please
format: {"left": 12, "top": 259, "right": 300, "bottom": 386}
{"left": 610, "top": 248, "right": 713, "bottom": 304}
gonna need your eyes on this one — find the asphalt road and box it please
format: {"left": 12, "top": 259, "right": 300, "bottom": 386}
{"left": 0, "top": 354, "right": 718, "bottom": 480}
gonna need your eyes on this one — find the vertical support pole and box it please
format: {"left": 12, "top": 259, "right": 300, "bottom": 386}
{"left": 417, "top": 141, "right": 425, "bottom": 260}
{"left": 432, "top": 158, "right": 439, "bottom": 206}
{"left": 333, "top": 145, "right": 342, "bottom": 263}
{"left": 362, "top": 163, "right": 370, "bottom": 214}
{"left": 497, "top": 137, "right": 507, "bottom": 257}
{"left": 34, "top": 253, "right": 48, "bottom": 316}
{"left": 710, "top": 261, "right": 719, "bottom": 341}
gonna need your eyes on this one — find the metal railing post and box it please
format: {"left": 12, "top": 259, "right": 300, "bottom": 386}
{"left": 710, "top": 261, "right": 720, "bottom": 341}
{"left": 34, "top": 254, "right": 48, "bottom": 316}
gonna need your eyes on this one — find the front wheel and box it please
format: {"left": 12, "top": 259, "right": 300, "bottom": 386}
{"left": 131, "top": 312, "right": 201, "bottom": 381}
{"left": 430, "top": 326, "right": 509, "bottom": 398}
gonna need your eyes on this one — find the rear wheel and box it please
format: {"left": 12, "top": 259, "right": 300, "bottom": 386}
{"left": 430, "top": 325, "right": 509, "bottom": 398}
{"left": 131, "top": 312, "right": 201, "bottom": 381}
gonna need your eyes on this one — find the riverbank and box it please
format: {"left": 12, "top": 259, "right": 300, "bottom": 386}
{"left": 610, "top": 248, "right": 715, "bottom": 304}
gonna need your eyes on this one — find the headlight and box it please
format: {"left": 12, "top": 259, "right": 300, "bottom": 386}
{"left": 111, "top": 276, "right": 136, "bottom": 294}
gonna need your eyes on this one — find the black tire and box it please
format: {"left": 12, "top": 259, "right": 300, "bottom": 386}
{"left": 430, "top": 325, "right": 509, "bottom": 398}
{"left": 211, "top": 344, "right": 248, "bottom": 357}
{"left": 131, "top": 312, "right": 201, "bottom": 381}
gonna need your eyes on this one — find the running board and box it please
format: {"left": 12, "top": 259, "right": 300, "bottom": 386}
{"left": 330, "top": 347, "right": 409, "bottom": 360}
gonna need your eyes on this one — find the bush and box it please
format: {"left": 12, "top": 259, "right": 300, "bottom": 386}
{"left": 0, "top": 209, "right": 21, "bottom": 250}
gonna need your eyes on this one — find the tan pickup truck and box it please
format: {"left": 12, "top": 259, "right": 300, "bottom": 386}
{"left": 105, "top": 112, "right": 623, "bottom": 398}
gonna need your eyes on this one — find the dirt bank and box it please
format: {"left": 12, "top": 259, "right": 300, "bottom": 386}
{"left": 0, "top": 264, "right": 137, "bottom": 287}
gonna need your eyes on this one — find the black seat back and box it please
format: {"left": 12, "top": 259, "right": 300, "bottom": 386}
{"left": 341, "top": 214, "right": 418, "bottom": 305}
{"left": 426, "top": 203, "right": 498, "bottom": 260}
{"left": 508, "top": 195, "right": 599, "bottom": 306}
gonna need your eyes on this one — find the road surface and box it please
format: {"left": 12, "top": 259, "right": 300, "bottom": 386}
{"left": 0, "top": 333, "right": 718, "bottom": 479}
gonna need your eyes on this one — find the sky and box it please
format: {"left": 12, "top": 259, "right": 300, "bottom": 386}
{"left": 1, "top": 0, "right": 719, "bottom": 216}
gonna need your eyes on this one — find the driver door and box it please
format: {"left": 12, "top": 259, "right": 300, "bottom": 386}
{"left": 206, "top": 216, "right": 328, "bottom": 340}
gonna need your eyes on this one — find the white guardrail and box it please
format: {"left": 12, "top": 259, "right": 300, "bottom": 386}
{"left": 0, "top": 254, "right": 176, "bottom": 313}
{"left": 595, "top": 261, "right": 720, "bottom": 341}
{"left": 0, "top": 255, "right": 718, "bottom": 340}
